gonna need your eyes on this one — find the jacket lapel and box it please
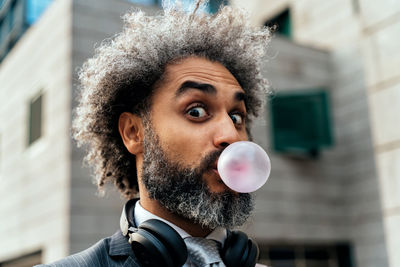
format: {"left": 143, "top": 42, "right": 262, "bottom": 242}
{"left": 109, "top": 230, "right": 134, "bottom": 257}
{"left": 108, "top": 230, "right": 140, "bottom": 266}
{"left": 122, "top": 256, "right": 141, "bottom": 267}
{"left": 109, "top": 199, "right": 141, "bottom": 266}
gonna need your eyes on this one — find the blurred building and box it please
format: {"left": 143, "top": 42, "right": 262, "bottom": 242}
{"left": 0, "top": 0, "right": 398, "bottom": 267}
{"left": 234, "top": 1, "right": 399, "bottom": 267}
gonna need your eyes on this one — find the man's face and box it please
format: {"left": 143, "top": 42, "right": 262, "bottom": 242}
{"left": 140, "top": 57, "right": 253, "bottom": 228}
{"left": 147, "top": 57, "right": 248, "bottom": 193}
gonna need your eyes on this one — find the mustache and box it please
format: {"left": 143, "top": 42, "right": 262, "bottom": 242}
{"left": 198, "top": 149, "right": 223, "bottom": 174}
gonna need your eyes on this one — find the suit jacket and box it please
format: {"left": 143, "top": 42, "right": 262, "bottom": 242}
{"left": 35, "top": 230, "right": 140, "bottom": 267}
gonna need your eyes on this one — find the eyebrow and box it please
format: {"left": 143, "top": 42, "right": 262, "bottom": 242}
{"left": 175, "top": 81, "right": 217, "bottom": 97}
{"left": 175, "top": 81, "right": 247, "bottom": 103}
{"left": 235, "top": 91, "right": 246, "bottom": 102}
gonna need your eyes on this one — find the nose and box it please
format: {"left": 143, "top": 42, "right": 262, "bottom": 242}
{"left": 213, "top": 115, "right": 242, "bottom": 149}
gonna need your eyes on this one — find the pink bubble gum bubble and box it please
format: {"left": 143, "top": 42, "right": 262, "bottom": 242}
{"left": 217, "top": 141, "right": 271, "bottom": 193}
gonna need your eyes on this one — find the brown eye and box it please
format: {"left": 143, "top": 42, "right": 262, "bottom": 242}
{"left": 187, "top": 106, "right": 207, "bottom": 118}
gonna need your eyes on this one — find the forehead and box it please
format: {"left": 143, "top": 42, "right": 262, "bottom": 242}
{"left": 157, "top": 57, "right": 244, "bottom": 93}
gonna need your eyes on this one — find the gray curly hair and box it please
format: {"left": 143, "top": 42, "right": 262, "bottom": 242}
{"left": 72, "top": 1, "right": 272, "bottom": 199}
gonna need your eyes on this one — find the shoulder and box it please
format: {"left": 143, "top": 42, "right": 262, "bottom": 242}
{"left": 36, "top": 237, "right": 112, "bottom": 267}
{"left": 35, "top": 231, "right": 139, "bottom": 267}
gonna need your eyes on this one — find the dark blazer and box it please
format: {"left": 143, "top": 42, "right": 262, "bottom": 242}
{"left": 35, "top": 230, "right": 140, "bottom": 267}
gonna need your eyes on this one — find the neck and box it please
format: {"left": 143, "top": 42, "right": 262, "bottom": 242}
{"left": 139, "top": 187, "right": 212, "bottom": 237}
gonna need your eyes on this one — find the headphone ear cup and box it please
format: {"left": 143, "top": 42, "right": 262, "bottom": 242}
{"left": 132, "top": 219, "right": 188, "bottom": 267}
{"left": 221, "top": 231, "right": 248, "bottom": 267}
{"left": 130, "top": 228, "right": 173, "bottom": 267}
{"left": 242, "top": 238, "right": 259, "bottom": 267}
{"left": 222, "top": 231, "right": 259, "bottom": 267}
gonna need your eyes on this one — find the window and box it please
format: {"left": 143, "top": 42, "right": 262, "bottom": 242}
{"left": 269, "top": 89, "right": 333, "bottom": 157}
{"left": 258, "top": 243, "right": 354, "bottom": 267}
{"left": 127, "top": 0, "right": 227, "bottom": 13}
{"left": 265, "top": 8, "right": 291, "bottom": 38}
{"left": 25, "top": 0, "right": 53, "bottom": 26}
{"left": 0, "top": 0, "right": 37, "bottom": 63}
{"left": 351, "top": 0, "right": 360, "bottom": 14}
{"left": 0, "top": 17, "right": 4, "bottom": 44}
{"left": 207, "top": 0, "right": 228, "bottom": 14}
{"left": 8, "top": 0, "right": 16, "bottom": 30}
{"left": 127, "top": 0, "right": 159, "bottom": 6}
{"left": 27, "top": 93, "right": 43, "bottom": 145}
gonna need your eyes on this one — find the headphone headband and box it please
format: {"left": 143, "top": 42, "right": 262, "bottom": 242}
{"left": 119, "top": 199, "right": 259, "bottom": 267}
{"left": 120, "top": 199, "right": 140, "bottom": 242}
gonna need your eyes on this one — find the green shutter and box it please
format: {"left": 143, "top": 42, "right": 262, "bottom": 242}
{"left": 265, "top": 9, "right": 291, "bottom": 38}
{"left": 208, "top": 0, "right": 228, "bottom": 14}
{"left": 269, "top": 89, "right": 333, "bottom": 156}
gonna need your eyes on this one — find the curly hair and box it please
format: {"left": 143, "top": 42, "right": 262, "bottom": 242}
{"left": 72, "top": 1, "right": 272, "bottom": 199}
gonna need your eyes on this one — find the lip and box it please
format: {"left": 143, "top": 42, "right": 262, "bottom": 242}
{"left": 212, "top": 163, "right": 217, "bottom": 170}
{"left": 211, "top": 160, "right": 222, "bottom": 180}
{"left": 211, "top": 159, "right": 218, "bottom": 172}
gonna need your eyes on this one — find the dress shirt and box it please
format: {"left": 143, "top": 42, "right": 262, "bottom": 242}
{"left": 134, "top": 201, "right": 227, "bottom": 266}
{"left": 134, "top": 201, "right": 227, "bottom": 244}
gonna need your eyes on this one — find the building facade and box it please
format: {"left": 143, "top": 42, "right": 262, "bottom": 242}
{"left": 232, "top": 1, "right": 399, "bottom": 266}
{"left": 0, "top": 0, "right": 397, "bottom": 266}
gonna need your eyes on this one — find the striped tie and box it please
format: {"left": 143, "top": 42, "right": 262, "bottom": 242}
{"left": 184, "top": 237, "right": 226, "bottom": 267}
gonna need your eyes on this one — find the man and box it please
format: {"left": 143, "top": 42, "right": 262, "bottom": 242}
{"left": 40, "top": 1, "right": 271, "bottom": 266}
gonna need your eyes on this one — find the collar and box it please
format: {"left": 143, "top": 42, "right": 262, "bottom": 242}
{"left": 134, "top": 200, "right": 228, "bottom": 245}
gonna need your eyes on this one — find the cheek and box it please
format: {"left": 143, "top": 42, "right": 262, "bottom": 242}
{"left": 153, "top": 118, "right": 212, "bottom": 164}
{"left": 241, "top": 130, "right": 248, "bottom": 141}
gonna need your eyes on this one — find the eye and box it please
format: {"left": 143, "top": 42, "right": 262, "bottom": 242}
{"left": 230, "top": 113, "right": 244, "bottom": 125}
{"left": 186, "top": 106, "right": 208, "bottom": 119}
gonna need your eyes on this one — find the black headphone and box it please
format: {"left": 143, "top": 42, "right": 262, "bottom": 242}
{"left": 120, "top": 199, "right": 259, "bottom": 267}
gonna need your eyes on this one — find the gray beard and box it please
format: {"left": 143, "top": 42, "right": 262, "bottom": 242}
{"left": 141, "top": 120, "right": 254, "bottom": 229}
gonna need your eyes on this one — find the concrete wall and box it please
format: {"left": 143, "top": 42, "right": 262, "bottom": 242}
{"left": 359, "top": 1, "right": 400, "bottom": 267}
{"left": 231, "top": 0, "right": 392, "bottom": 266}
{"left": 231, "top": 0, "right": 362, "bottom": 50}
{"left": 0, "top": 0, "right": 72, "bottom": 263}
{"left": 248, "top": 38, "right": 346, "bottom": 244}
{"left": 331, "top": 45, "right": 388, "bottom": 267}
{"left": 244, "top": 36, "right": 387, "bottom": 267}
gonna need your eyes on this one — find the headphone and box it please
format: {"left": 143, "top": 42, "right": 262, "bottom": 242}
{"left": 120, "top": 199, "right": 259, "bottom": 267}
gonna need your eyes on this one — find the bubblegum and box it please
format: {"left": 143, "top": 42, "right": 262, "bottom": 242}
{"left": 217, "top": 141, "right": 271, "bottom": 193}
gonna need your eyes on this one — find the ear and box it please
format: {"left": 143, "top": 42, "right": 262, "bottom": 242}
{"left": 118, "top": 112, "right": 144, "bottom": 155}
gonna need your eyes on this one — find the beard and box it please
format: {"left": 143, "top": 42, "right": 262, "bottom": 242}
{"left": 141, "top": 120, "right": 254, "bottom": 230}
